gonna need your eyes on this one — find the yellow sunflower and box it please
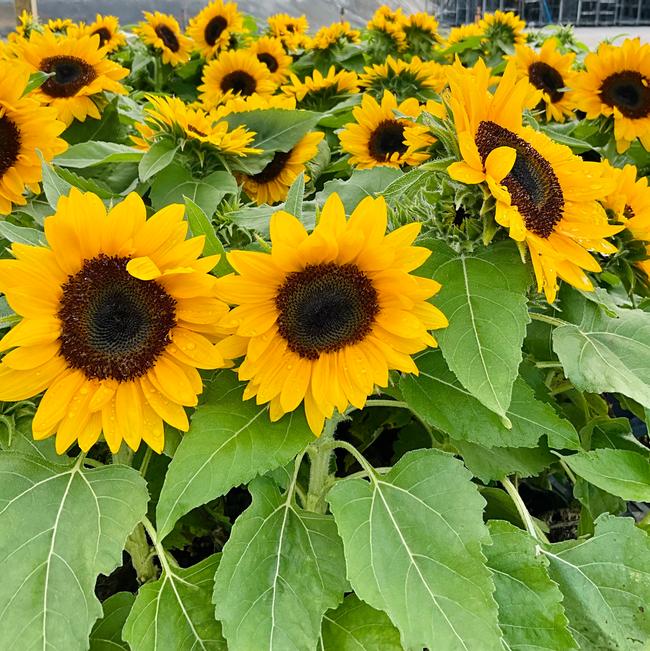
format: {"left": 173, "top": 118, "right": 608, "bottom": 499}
{"left": 13, "top": 30, "right": 128, "bottom": 125}
{"left": 0, "top": 63, "right": 67, "bottom": 214}
{"left": 71, "top": 15, "right": 126, "bottom": 53}
{"left": 511, "top": 39, "right": 576, "bottom": 122}
{"left": 446, "top": 59, "right": 621, "bottom": 303}
{"left": 478, "top": 11, "right": 526, "bottom": 45}
{"left": 405, "top": 12, "right": 441, "bottom": 43}
{"left": 572, "top": 38, "right": 650, "bottom": 153}
{"left": 247, "top": 37, "right": 292, "bottom": 84}
{"left": 239, "top": 131, "right": 324, "bottom": 205}
{"left": 214, "top": 93, "right": 297, "bottom": 116}
{"left": 445, "top": 23, "right": 483, "bottom": 47}
{"left": 281, "top": 66, "right": 359, "bottom": 111}
{"left": 12, "top": 10, "right": 35, "bottom": 40}
{"left": 187, "top": 0, "right": 244, "bottom": 59}
{"left": 267, "top": 13, "right": 310, "bottom": 51}
{"left": 44, "top": 18, "right": 75, "bottom": 35}
{"left": 0, "top": 189, "right": 232, "bottom": 454}
{"left": 366, "top": 8, "right": 408, "bottom": 53}
{"left": 199, "top": 49, "right": 276, "bottom": 109}
{"left": 339, "top": 90, "right": 435, "bottom": 169}
{"left": 309, "top": 21, "right": 360, "bottom": 51}
{"left": 135, "top": 11, "right": 193, "bottom": 67}
{"left": 215, "top": 192, "right": 448, "bottom": 434}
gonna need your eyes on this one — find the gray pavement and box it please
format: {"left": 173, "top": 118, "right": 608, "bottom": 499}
{"left": 571, "top": 25, "right": 650, "bottom": 46}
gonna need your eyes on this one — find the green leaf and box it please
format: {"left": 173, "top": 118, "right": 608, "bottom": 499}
{"left": 574, "top": 478, "right": 625, "bottom": 536}
{"left": 0, "top": 412, "right": 59, "bottom": 462}
{"left": 55, "top": 167, "right": 118, "bottom": 199}
{"left": 381, "top": 167, "right": 432, "bottom": 200}
{"left": 0, "top": 454, "right": 148, "bottom": 650}
{"left": 542, "top": 515, "right": 650, "bottom": 649}
{"left": 123, "top": 554, "right": 226, "bottom": 651}
{"left": 0, "top": 221, "right": 44, "bottom": 246}
{"left": 486, "top": 520, "right": 577, "bottom": 650}
{"left": 562, "top": 449, "right": 650, "bottom": 501}
{"left": 320, "top": 594, "right": 402, "bottom": 651}
{"left": 183, "top": 197, "right": 231, "bottom": 276}
{"left": 553, "top": 290, "right": 650, "bottom": 409}
{"left": 54, "top": 141, "right": 143, "bottom": 168}
{"left": 90, "top": 592, "right": 134, "bottom": 651}
{"left": 317, "top": 168, "right": 403, "bottom": 212}
{"left": 23, "top": 70, "right": 54, "bottom": 96}
{"left": 138, "top": 140, "right": 179, "bottom": 182}
{"left": 420, "top": 240, "right": 531, "bottom": 419}
{"left": 156, "top": 371, "right": 312, "bottom": 540}
{"left": 327, "top": 449, "right": 502, "bottom": 650}
{"left": 401, "top": 351, "right": 580, "bottom": 449}
{"left": 283, "top": 172, "right": 305, "bottom": 219}
{"left": 213, "top": 477, "right": 347, "bottom": 651}
{"left": 40, "top": 158, "right": 72, "bottom": 209}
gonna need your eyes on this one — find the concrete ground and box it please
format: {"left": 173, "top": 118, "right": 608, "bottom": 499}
{"left": 571, "top": 25, "right": 650, "bottom": 47}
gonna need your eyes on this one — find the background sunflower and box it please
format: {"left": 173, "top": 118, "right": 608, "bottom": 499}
{"left": 187, "top": 0, "right": 244, "bottom": 60}
{"left": 135, "top": 11, "right": 193, "bottom": 66}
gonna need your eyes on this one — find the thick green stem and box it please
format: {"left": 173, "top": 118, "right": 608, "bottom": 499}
{"left": 305, "top": 416, "right": 340, "bottom": 513}
{"left": 529, "top": 312, "right": 569, "bottom": 328}
{"left": 501, "top": 476, "right": 547, "bottom": 545}
{"left": 112, "top": 445, "right": 134, "bottom": 466}
{"left": 125, "top": 522, "right": 159, "bottom": 584}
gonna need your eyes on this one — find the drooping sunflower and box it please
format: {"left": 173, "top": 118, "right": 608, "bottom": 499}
{"left": 215, "top": 192, "right": 448, "bottom": 434}
{"left": 339, "top": 90, "right": 435, "bottom": 169}
{"left": 446, "top": 59, "right": 621, "bottom": 303}
{"left": 13, "top": 30, "right": 128, "bottom": 125}
{"left": 0, "top": 63, "right": 67, "bottom": 214}
{"left": 0, "top": 189, "right": 232, "bottom": 454}
{"left": 239, "top": 131, "right": 324, "bottom": 205}
{"left": 187, "top": 0, "right": 244, "bottom": 59}
{"left": 478, "top": 11, "right": 526, "bottom": 46}
{"left": 572, "top": 38, "right": 650, "bottom": 153}
{"left": 71, "top": 14, "right": 126, "bottom": 53}
{"left": 308, "top": 21, "right": 360, "bottom": 51}
{"left": 267, "top": 13, "right": 310, "bottom": 51}
{"left": 135, "top": 11, "right": 193, "bottom": 67}
{"left": 247, "top": 37, "right": 292, "bottom": 85}
{"left": 281, "top": 66, "right": 359, "bottom": 111}
{"left": 199, "top": 49, "right": 276, "bottom": 109}
{"left": 511, "top": 39, "right": 576, "bottom": 122}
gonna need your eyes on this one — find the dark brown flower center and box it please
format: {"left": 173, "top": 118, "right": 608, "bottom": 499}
{"left": 40, "top": 55, "right": 97, "bottom": 98}
{"left": 155, "top": 24, "right": 180, "bottom": 52}
{"left": 251, "top": 149, "right": 292, "bottom": 183}
{"left": 368, "top": 120, "right": 407, "bottom": 161}
{"left": 220, "top": 70, "right": 257, "bottom": 95}
{"left": 476, "top": 120, "right": 564, "bottom": 239}
{"left": 204, "top": 15, "right": 228, "bottom": 46}
{"left": 58, "top": 255, "right": 176, "bottom": 381}
{"left": 528, "top": 61, "right": 565, "bottom": 103}
{"left": 275, "top": 263, "right": 379, "bottom": 360}
{"left": 257, "top": 52, "right": 279, "bottom": 73}
{"left": 599, "top": 71, "right": 650, "bottom": 119}
{"left": 0, "top": 115, "right": 21, "bottom": 178}
{"left": 624, "top": 204, "right": 635, "bottom": 220}
{"left": 92, "top": 26, "right": 112, "bottom": 47}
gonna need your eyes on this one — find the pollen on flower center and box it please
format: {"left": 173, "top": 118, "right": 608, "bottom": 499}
{"left": 0, "top": 115, "right": 21, "bottom": 178}
{"left": 599, "top": 70, "right": 650, "bottom": 119}
{"left": 528, "top": 61, "right": 565, "bottom": 103}
{"left": 368, "top": 120, "right": 407, "bottom": 161}
{"left": 476, "top": 120, "right": 564, "bottom": 238}
{"left": 40, "top": 55, "right": 97, "bottom": 97}
{"left": 275, "top": 262, "right": 379, "bottom": 360}
{"left": 205, "top": 15, "right": 228, "bottom": 46}
{"left": 220, "top": 70, "right": 257, "bottom": 95}
{"left": 58, "top": 254, "right": 177, "bottom": 381}
{"left": 155, "top": 24, "right": 180, "bottom": 52}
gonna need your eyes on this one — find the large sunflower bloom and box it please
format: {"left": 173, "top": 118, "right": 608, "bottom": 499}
{"left": 14, "top": 30, "right": 128, "bottom": 125}
{"left": 187, "top": 0, "right": 244, "bottom": 60}
{"left": 69, "top": 15, "right": 126, "bottom": 53}
{"left": 281, "top": 66, "right": 359, "bottom": 111}
{"left": 511, "top": 39, "right": 577, "bottom": 122}
{"left": 0, "top": 189, "right": 231, "bottom": 454}
{"left": 478, "top": 11, "right": 526, "bottom": 45}
{"left": 216, "top": 193, "right": 448, "bottom": 434}
{"left": 572, "top": 38, "right": 650, "bottom": 152}
{"left": 446, "top": 60, "right": 621, "bottom": 303}
{"left": 247, "top": 37, "right": 292, "bottom": 85}
{"left": 199, "top": 49, "right": 276, "bottom": 109}
{"left": 339, "top": 90, "right": 435, "bottom": 169}
{"left": 239, "top": 131, "right": 324, "bottom": 205}
{"left": 135, "top": 11, "right": 193, "bottom": 67}
{"left": 0, "top": 63, "right": 67, "bottom": 214}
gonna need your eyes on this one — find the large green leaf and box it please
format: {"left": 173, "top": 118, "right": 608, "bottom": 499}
{"left": 213, "top": 477, "right": 347, "bottom": 651}
{"left": 320, "top": 594, "right": 402, "bottom": 651}
{"left": 40, "top": 158, "right": 72, "bottom": 209}
{"left": 401, "top": 351, "right": 579, "bottom": 449}
{"left": 542, "top": 515, "right": 650, "bottom": 649}
{"left": 54, "top": 141, "right": 143, "bottom": 168}
{"left": 317, "top": 168, "right": 403, "bottom": 212}
{"left": 486, "top": 521, "right": 576, "bottom": 650}
{"left": 123, "top": 554, "right": 226, "bottom": 650}
{"left": 327, "top": 449, "right": 502, "bottom": 650}
{"left": 419, "top": 240, "right": 531, "bottom": 419}
{"left": 138, "top": 140, "right": 178, "bottom": 182}
{"left": 553, "top": 291, "right": 650, "bottom": 409}
{"left": 156, "top": 371, "right": 312, "bottom": 540}
{"left": 0, "top": 222, "right": 44, "bottom": 246}
{"left": 0, "top": 454, "right": 148, "bottom": 650}
{"left": 90, "top": 592, "right": 134, "bottom": 651}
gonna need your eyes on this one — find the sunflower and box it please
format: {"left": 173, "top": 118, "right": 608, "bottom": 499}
{"left": 309, "top": 21, "right": 360, "bottom": 51}
{"left": 572, "top": 38, "right": 650, "bottom": 153}
{"left": 511, "top": 39, "right": 576, "bottom": 122}
{"left": 281, "top": 66, "right": 359, "bottom": 111}
{"left": 445, "top": 23, "right": 483, "bottom": 47}
{"left": 446, "top": 60, "right": 620, "bottom": 303}
{"left": 12, "top": 30, "right": 128, "bottom": 125}
{"left": 339, "top": 90, "right": 435, "bottom": 169}
{"left": 267, "top": 14, "right": 310, "bottom": 51}
{"left": 404, "top": 12, "right": 441, "bottom": 51}
{"left": 239, "top": 131, "right": 324, "bottom": 205}
{"left": 187, "top": 0, "right": 244, "bottom": 59}
{"left": 214, "top": 93, "right": 297, "bottom": 116}
{"left": 366, "top": 9, "right": 408, "bottom": 54}
{"left": 135, "top": 11, "right": 193, "bottom": 67}
{"left": 44, "top": 18, "right": 75, "bottom": 35}
{"left": 215, "top": 192, "right": 448, "bottom": 434}
{"left": 0, "top": 63, "right": 67, "bottom": 214}
{"left": 247, "top": 37, "right": 292, "bottom": 85}
{"left": 368, "top": 5, "right": 407, "bottom": 29}
{"left": 359, "top": 55, "right": 447, "bottom": 101}
{"left": 199, "top": 49, "right": 276, "bottom": 109}
{"left": 72, "top": 15, "right": 126, "bottom": 53}
{"left": 0, "top": 189, "right": 232, "bottom": 454}
{"left": 13, "top": 10, "right": 35, "bottom": 40}
{"left": 478, "top": 11, "right": 526, "bottom": 46}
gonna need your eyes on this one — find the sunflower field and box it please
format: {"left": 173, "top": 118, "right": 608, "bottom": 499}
{"left": 1, "top": 3, "right": 650, "bottom": 649}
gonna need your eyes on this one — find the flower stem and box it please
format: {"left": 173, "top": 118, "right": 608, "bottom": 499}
{"left": 305, "top": 415, "right": 341, "bottom": 513}
{"left": 529, "top": 312, "right": 569, "bottom": 328}
{"left": 501, "top": 476, "right": 547, "bottom": 545}
{"left": 364, "top": 399, "right": 410, "bottom": 409}
{"left": 126, "top": 522, "right": 159, "bottom": 584}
